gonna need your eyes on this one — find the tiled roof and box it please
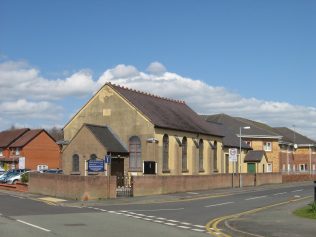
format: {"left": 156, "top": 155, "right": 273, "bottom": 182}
{"left": 110, "top": 84, "right": 224, "bottom": 137}
{"left": 0, "top": 128, "right": 30, "bottom": 148}
{"left": 9, "top": 129, "right": 43, "bottom": 147}
{"left": 274, "top": 127, "right": 316, "bottom": 145}
{"left": 85, "top": 124, "right": 128, "bottom": 154}
{"left": 244, "top": 150, "right": 267, "bottom": 163}
{"left": 204, "top": 114, "right": 281, "bottom": 138}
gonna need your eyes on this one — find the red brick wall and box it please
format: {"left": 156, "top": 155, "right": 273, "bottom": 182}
{"left": 22, "top": 132, "right": 60, "bottom": 170}
{"left": 29, "top": 173, "right": 116, "bottom": 200}
{"left": 282, "top": 174, "right": 316, "bottom": 183}
{"left": 132, "top": 173, "right": 282, "bottom": 196}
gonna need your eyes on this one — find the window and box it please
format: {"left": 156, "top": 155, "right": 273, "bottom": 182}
{"left": 72, "top": 154, "right": 80, "bottom": 172}
{"left": 213, "top": 141, "right": 218, "bottom": 172}
{"left": 16, "top": 148, "right": 20, "bottom": 155}
{"left": 263, "top": 142, "right": 272, "bottom": 152}
{"left": 245, "top": 141, "right": 252, "bottom": 147}
{"left": 90, "top": 154, "right": 97, "bottom": 160}
{"left": 162, "top": 134, "right": 169, "bottom": 172}
{"left": 267, "top": 163, "right": 272, "bottom": 172}
{"left": 0, "top": 148, "right": 3, "bottom": 156}
{"left": 199, "top": 139, "right": 204, "bottom": 172}
{"left": 182, "top": 137, "right": 187, "bottom": 172}
{"left": 129, "top": 136, "right": 142, "bottom": 170}
{"left": 299, "top": 164, "right": 307, "bottom": 172}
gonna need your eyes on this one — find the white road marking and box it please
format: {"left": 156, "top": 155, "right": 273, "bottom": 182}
{"left": 273, "top": 192, "right": 287, "bottom": 196}
{"left": 245, "top": 195, "right": 267, "bottom": 201}
{"left": 187, "top": 192, "right": 199, "bottom": 195}
{"left": 180, "top": 222, "right": 191, "bottom": 225}
{"left": 136, "top": 213, "right": 145, "bottom": 216}
{"left": 178, "top": 225, "right": 190, "bottom": 229}
{"left": 147, "top": 215, "right": 155, "bottom": 218}
{"left": 154, "top": 220, "right": 164, "bottom": 223}
{"left": 191, "top": 228, "right": 205, "bottom": 232}
{"left": 291, "top": 189, "right": 303, "bottom": 192}
{"left": 124, "top": 208, "right": 184, "bottom": 212}
{"left": 142, "top": 218, "right": 153, "bottom": 221}
{"left": 17, "top": 220, "right": 51, "bottom": 232}
{"left": 100, "top": 209, "right": 107, "bottom": 212}
{"left": 132, "top": 216, "right": 142, "bottom": 219}
{"left": 205, "top": 201, "right": 234, "bottom": 207}
{"left": 165, "top": 223, "right": 177, "bottom": 226}
{"left": 157, "top": 217, "right": 167, "bottom": 220}
{"left": 167, "top": 219, "right": 179, "bottom": 223}
{"left": 194, "top": 224, "right": 205, "bottom": 228}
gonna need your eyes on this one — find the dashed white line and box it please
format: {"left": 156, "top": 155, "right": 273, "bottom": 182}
{"left": 187, "top": 192, "right": 199, "bottom": 195}
{"left": 165, "top": 223, "right": 177, "bottom": 226}
{"left": 142, "top": 218, "right": 153, "bottom": 221}
{"left": 194, "top": 224, "right": 205, "bottom": 228}
{"left": 205, "top": 201, "right": 234, "bottom": 207}
{"left": 124, "top": 208, "right": 184, "bottom": 212}
{"left": 178, "top": 225, "right": 190, "bottom": 229}
{"left": 17, "top": 220, "right": 51, "bottom": 232}
{"left": 273, "top": 192, "right": 287, "bottom": 196}
{"left": 180, "top": 222, "right": 191, "bottom": 225}
{"left": 191, "top": 228, "right": 205, "bottom": 232}
{"left": 167, "top": 219, "right": 179, "bottom": 223}
{"left": 154, "top": 220, "right": 164, "bottom": 223}
{"left": 292, "top": 189, "right": 303, "bottom": 193}
{"left": 245, "top": 195, "right": 267, "bottom": 201}
{"left": 157, "top": 217, "right": 167, "bottom": 220}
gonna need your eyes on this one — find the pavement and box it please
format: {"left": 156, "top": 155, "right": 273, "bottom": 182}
{"left": 223, "top": 197, "right": 316, "bottom": 237}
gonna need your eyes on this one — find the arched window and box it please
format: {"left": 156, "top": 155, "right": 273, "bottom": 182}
{"left": 90, "top": 154, "right": 97, "bottom": 160}
{"left": 129, "top": 136, "right": 141, "bottom": 170}
{"left": 213, "top": 141, "right": 218, "bottom": 172}
{"left": 72, "top": 154, "right": 79, "bottom": 172}
{"left": 199, "top": 139, "right": 204, "bottom": 172}
{"left": 182, "top": 137, "right": 187, "bottom": 172}
{"left": 162, "top": 134, "right": 169, "bottom": 172}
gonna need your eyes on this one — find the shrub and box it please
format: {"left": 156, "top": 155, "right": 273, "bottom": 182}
{"left": 21, "top": 173, "right": 29, "bottom": 183}
{"left": 309, "top": 201, "right": 316, "bottom": 214}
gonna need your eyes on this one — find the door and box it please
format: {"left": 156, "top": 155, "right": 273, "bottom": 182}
{"left": 111, "top": 158, "right": 124, "bottom": 177}
{"left": 247, "top": 163, "right": 256, "bottom": 173}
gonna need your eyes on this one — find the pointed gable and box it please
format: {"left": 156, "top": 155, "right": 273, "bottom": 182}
{"left": 9, "top": 129, "right": 45, "bottom": 148}
{"left": 110, "top": 84, "right": 223, "bottom": 137}
{"left": 0, "top": 128, "right": 30, "bottom": 148}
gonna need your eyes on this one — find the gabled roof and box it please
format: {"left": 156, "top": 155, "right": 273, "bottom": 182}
{"left": 110, "top": 84, "right": 223, "bottom": 137}
{"left": 85, "top": 124, "right": 128, "bottom": 154}
{"left": 274, "top": 127, "right": 316, "bottom": 146}
{"left": 9, "top": 129, "right": 44, "bottom": 148}
{"left": 244, "top": 150, "right": 267, "bottom": 163}
{"left": 204, "top": 114, "right": 281, "bottom": 138}
{"left": 0, "top": 128, "right": 30, "bottom": 148}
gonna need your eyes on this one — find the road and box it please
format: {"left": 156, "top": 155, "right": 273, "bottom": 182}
{"left": 0, "top": 182, "right": 313, "bottom": 237}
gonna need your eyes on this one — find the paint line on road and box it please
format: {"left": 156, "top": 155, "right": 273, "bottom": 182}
{"left": 178, "top": 225, "right": 190, "bottom": 229}
{"left": 124, "top": 208, "right": 184, "bottom": 212}
{"left": 180, "top": 222, "right": 191, "bottom": 225}
{"left": 245, "top": 195, "right": 267, "bottom": 201}
{"left": 167, "top": 219, "right": 179, "bottom": 223}
{"left": 153, "top": 220, "right": 164, "bottom": 223}
{"left": 194, "top": 224, "right": 205, "bottom": 228}
{"left": 165, "top": 222, "right": 177, "bottom": 226}
{"left": 273, "top": 192, "right": 287, "bottom": 196}
{"left": 205, "top": 201, "right": 234, "bottom": 207}
{"left": 17, "top": 220, "right": 51, "bottom": 232}
{"left": 191, "top": 228, "right": 205, "bottom": 232}
{"left": 187, "top": 192, "right": 199, "bottom": 195}
{"left": 291, "top": 189, "right": 303, "bottom": 193}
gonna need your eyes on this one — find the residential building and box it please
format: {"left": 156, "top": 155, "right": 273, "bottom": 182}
{"left": 0, "top": 128, "right": 60, "bottom": 171}
{"left": 63, "top": 83, "right": 224, "bottom": 176}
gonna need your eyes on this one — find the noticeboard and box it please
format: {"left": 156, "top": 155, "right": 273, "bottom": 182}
{"left": 87, "top": 160, "right": 105, "bottom": 172}
{"left": 229, "top": 148, "right": 238, "bottom": 162}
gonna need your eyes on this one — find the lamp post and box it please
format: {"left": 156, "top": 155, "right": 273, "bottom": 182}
{"left": 239, "top": 126, "right": 251, "bottom": 188}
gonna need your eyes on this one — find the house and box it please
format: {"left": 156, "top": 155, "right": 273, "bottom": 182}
{"left": 63, "top": 83, "right": 225, "bottom": 176}
{"left": 203, "top": 114, "right": 282, "bottom": 173}
{"left": 244, "top": 150, "right": 268, "bottom": 173}
{"left": 0, "top": 128, "right": 60, "bottom": 171}
{"left": 274, "top": 127, "right": 316, "bottom": 173}
{"left": 62, "top": 124, "right": 129, "bottom": 176}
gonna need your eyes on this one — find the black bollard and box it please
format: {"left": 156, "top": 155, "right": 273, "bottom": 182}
{"left": 314, "top": 181, "right": 316, "bottom": 202}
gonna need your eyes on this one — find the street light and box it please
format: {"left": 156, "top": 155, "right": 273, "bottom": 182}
{"left": 239, "top": 126, "right": 250, "bottom": 188}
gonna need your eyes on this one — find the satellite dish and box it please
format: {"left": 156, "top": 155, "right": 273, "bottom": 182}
{"left": 294, "top": 144, "right": 298, "bottom": 149}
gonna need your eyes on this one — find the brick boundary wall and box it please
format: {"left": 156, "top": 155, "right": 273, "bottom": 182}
{"left": 28, "top": 173, "right": 116, "bottom": 200}
{"left": 132, "top": 173, "right": 282, "bottom": 197}
{"left": 282, "top": 174, "right": 316, "bottom": 183}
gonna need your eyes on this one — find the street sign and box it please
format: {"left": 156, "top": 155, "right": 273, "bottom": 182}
{"left": 87, "top": 160, "right": 104, "bottom": 172}
{"left": 104, "top": 155, "right": 111, "bottom": 164}
{"left": 229, "top": 148, "right": 238, "bottom": 162}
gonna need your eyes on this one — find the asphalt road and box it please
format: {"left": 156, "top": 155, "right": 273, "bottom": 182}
{"left": 0, "top": 182, "right": 313, "bottom": 237}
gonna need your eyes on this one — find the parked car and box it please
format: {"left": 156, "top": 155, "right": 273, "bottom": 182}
{"left": 43, "top": 169, "right": 63, "bottom": 174}
{"left": 0, "top": 170, "right": 19, "bottom": 183}
{"left": 5, "top": 170, "right": 32, "bottom": 184}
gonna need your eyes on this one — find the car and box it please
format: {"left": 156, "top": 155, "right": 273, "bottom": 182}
{"left": 5, "top": 170, "right": 32, "bottom": 184}
{"left": 0, "top": 170, "right": 19, "bottom": 183}
{"left": 43, "top": 169, "right": 63, "bottom": 174}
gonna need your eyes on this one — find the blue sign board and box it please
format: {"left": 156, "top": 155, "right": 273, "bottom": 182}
{"left": 87, "top": 160, "right": 105, "bottom": 172}
{"left": 104, "top": 155, "right": 111, "bottom": 164}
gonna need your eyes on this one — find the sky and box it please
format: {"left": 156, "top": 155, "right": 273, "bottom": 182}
{"left": 1, "top": 0, "right": 316, "bottom": 139}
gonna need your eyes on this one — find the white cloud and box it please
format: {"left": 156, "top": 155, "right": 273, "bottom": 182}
{"left": 0, "top": 60, "right": 97, "bottom": 101}
{"left": 1, "top": 59, "right": 316, "bottom": 140}
{"left": 97, "top": 62, "right": 316, "bottom": 140}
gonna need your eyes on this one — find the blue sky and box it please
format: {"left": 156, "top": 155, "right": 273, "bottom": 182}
{"left": 1, "top": 0, "right": 316, "bottom": 138}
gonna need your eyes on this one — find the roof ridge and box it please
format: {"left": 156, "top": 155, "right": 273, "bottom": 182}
{"left": 108, "top": 82, "right": 186, "bottom": 104}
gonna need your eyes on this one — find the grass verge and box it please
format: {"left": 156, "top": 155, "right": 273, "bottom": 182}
{"left": 293, "top": 202, "right": 316, "bottom": 219}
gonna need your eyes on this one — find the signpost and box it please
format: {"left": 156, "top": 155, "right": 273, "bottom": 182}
{"left": 229, "top": 148, "right": 238, "bottom": 188}
{"left": 104, "top": 155, "right": 111, "bottom": 176}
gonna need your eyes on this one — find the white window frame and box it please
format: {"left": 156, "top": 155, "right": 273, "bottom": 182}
{"left": 15, "top": 148, "right": 20, "bottom": 155}
{"left": 267, "top": 163, "right": 272, "bottom": 173}
{"left": 263, "top": 142, "right": 272, "bottom": 152}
